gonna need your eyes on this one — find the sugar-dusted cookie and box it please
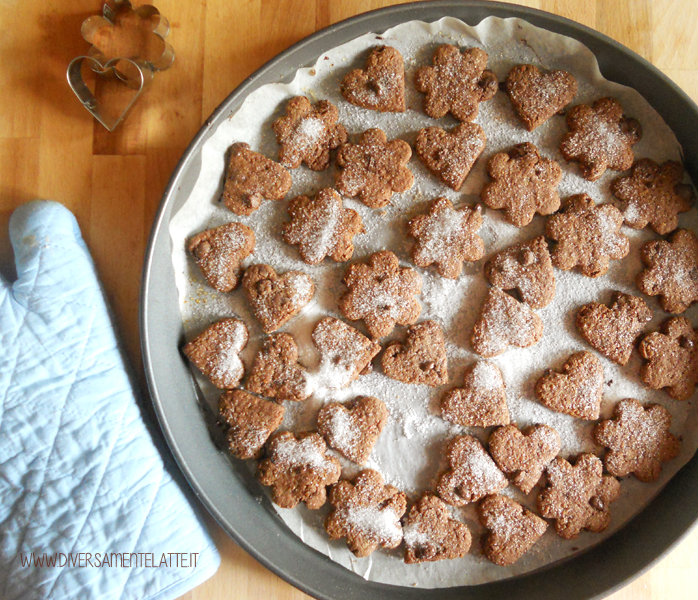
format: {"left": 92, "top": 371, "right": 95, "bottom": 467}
{"left": 639, "top": 316, "right": 698, "bottom": 401}
{"left": 440, "top": 361, "right": 509, "bottom": 428}
{"left": 471, "top": 288, "right": 544, "bottom": 358}
{"left": 188, "top": 222, "right": 255, "bottom": 292}
{"left": 221, "top": 142, "right": 292, "bottom": 216}
{"left": 576, "top": 292, "right": 652, "bottom": 365}
{"left": 488, "top": 424, "right": 561, "bottom": 494}
{"left": 414, "top": 123, "right": 486, "bottom": 191}
{"left": 242, "top": 264, "right": 314, "bottom": 333}
{"left": 245, "top": 333, "right": 311, "bottom": 402}
{"left": 183, "top": 318, "right": 248, "bottom": 389}
{"left": 408, "top": 198, "right": 485, "bottom": 279}
{"left": 636, "top": 228, "right": 698, "bottom": 314}
{"left": 271, "top": 96, "right": 347, "bottom": 170}
{"left": 340, "top": 46, "right": 405, "bottom": 112}
{"left": 481, "top": 143, "right": 563, "bottom": 227}
{"left": 559, "top": 97, "right": 642, "bottom": 181}
{"left": 611, "top": 159, "right": 695, "bottom": 235}
{"left": 415, "top": 44, "right": 498, "bottom": 122}
{"left": 403, "top": 493, "right": 472, "bottom": 564}
{"left": 325, "top": 469, "right": 407, "bottom": 557}
{"left": 436, "top": 435, "right": 508, "bottom": 506}
{"left": 335, "top": 128, "right": 414, "bottom": 209}
{"left": 218, "top": 390, "right": 285, "bottom": 460}
{"left": 339, "top": 251, "right": 422, "bottom": 339}
{"left": 545, "top": 193, "right": 629, "bottom": 278}
{"left": 317, "top": 396, "right": 388, "bottom": 465}
{"left": 282, "top": 188, "right": 363, "bottom": 265}
{"left": 594, "top": 398, "right": 681, "bottom": 482}
{"left": 258, "top": 431, "right": 342, "bottom": 509}
{"left": 484, "top": 236, "right": 555, "bottom": 309}
{"left": 535, "top": 352, "right": 604, "bottom": 420}
{"left": 382, "top": 320, "right": 449, "bottom": 387}
{"left": 479, "top": 495, "right": 548, "bottom": 566}
{"left": 505, "top": 64, "right": 577, "bottom": 131}
{"left": 537, "top": 453, "right": 621, "bottom": 539}
{"left": 312, "top": 317, "right": 381, "bottom": 389}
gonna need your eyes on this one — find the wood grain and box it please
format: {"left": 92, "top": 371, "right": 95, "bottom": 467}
{"left": 0, "top": 1, "right": 696, "bottom": 599}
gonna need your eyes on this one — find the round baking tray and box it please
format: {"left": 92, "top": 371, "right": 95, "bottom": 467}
{"left": 141, "top": 2, "right": 698, "bottom": 599}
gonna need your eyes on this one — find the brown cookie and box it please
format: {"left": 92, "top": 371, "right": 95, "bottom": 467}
{"left": 559, "top": 97, "right": 642, "bottom": 181}
{"left": 408, "top": 197, "right": 485, "bottom": 279}
{"left": 534, "top": 352, "right": 605, "bottom": 420}
{"left": 188, "top": 222, "right": 255, "bottom": 292}
{"left": 339, "top": 251, "right": 422, "bottom": 339}
{"left": 537, "top": 453, "right": 621, "bottom": 539}
{"left": 471, "top": 287, "right": 544, "bottom": 358}
{"left": 481, "top": 143, "right": 563, "bottom": 227}
{"left": 325, "top": 469, "right": 407, "bottom": 557}
{"left": 505, "top": 64, "right": 578, "bottom": 131}
{"left": 257, "top": 431, "right": 342, "bottom": 509}
{"left": 271, "top": 96, "right": 347, "bottom": 170}
{"left": 611, "top": 159, "right": 695, "bottom": 235}
{"left": 415, "top": 44, "right": 498, "bottom": 122}
{"left": 594, "top": 398, "right": 681, "bottom": 482}
{"left": 335, "top": 128, "right": 414, "bottom": 209}
{"left": 639, "top": 316, "right": 698, "bottom": 401}
{"left": 484, "top": 236, "right": 555, "bottom": 309}
{"left": 340, "top": 46, "right": 405, "bottom": 112}
{"left": 282, "top": 188, "right": 363, "bottom": 265}
{"left": 545, "top": 193, "right": 630, "bottom": 278}
{"left": 636, "top": 228, "right": 698, "bottom": 314}
{"left": 488, "top": 424, "right": 561, "bottom": 494}
{"left": 382, "top": 320, "right": 449, "bottom": 387}
{"left": 436, "top": 435, "right": 508, "bottom": 506}
{"left": 246, "top": 333, "right": 311, "bottom": 402}
{"left": 182, "top": 318, "right": 248, "bottom": 389}
{"left": 312, "top": 317, "right": 381, "bottom": 389}
{"left": 403, "top": 493, "right": 472, "bottom": 564}
{"left": 221, "top": 142, "right": 292, "bottom": 216}
{"left": 478, "top": 495, "right": 548, "bottom": 566}
{"left": 242, "top": 264, "right": 314, "bottom": 333}
{"left": 440, "top": 361, "right": 510, "bottom": 428}
{"left": 414, "top": 123, "right": 487, "bottom": 191}
{"left": 218, "top": 389, "right": 285, "bottom": 460}
{"left": 576, "top": 292, "right": 652, "bottom": 365}
{"left": 317, "top": 396, "right": 388, "bottom": 465}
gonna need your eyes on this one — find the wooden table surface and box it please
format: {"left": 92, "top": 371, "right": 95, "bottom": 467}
{"left": 1, "top": 0, "right": 697, "bottom": 598}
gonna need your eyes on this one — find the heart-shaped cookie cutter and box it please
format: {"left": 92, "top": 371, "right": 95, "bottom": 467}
{"left": 67, "top": 0, "right": 174, "bottom": 131}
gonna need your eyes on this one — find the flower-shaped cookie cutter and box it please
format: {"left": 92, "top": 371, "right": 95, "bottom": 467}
{"left": 67, "top": 0, "right": 175, "bottom": 131}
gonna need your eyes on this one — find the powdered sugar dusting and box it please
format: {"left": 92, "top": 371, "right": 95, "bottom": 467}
{"left": 345, "top": 505, "right": 403, "bottom": 546}
{"left": 471, "top": 361, "right": 504, "bottom": 392}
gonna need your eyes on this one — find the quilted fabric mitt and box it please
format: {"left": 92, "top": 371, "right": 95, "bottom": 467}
{"left": 0, "top": 202, "right": 220, "bottom": 600}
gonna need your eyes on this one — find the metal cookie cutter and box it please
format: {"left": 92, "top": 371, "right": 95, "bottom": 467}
{"left": 67, "top": 0, "right": 175, "bottom": 131}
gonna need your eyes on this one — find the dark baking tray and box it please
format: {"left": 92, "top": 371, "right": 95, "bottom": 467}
{"left": 141, "top": 2, "right": 698, "bottom": 599}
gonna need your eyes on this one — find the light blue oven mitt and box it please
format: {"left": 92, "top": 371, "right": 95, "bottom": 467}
{"left": 0, "top": 201, "right": 220, "bottom": 600}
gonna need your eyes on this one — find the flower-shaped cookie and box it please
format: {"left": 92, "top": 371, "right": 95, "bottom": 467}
{"left": 339, "top": 251, "right": 422, "bottom": 339}
{"left": 272, "top": 96, "right": 348, "bottom": 170}
{"left": 559, "top": 97, "right": 642, "bottom": 181}
{"left": 335, "top": 128, "right": 414, "bottom": 208}
{"left": 545, "top": 193, "right": 629, "bottom": 278}
{"left": 382, "top": 320, "right": 449, "bottom": 387}
{"left": 408, "top": 198, "right": 485, "bottom": 279}
{"left": 340, "top": 45, "right": 405, "bottom": 112}
{"left": 415, "top": 44, "right": 498, "bottom": 122}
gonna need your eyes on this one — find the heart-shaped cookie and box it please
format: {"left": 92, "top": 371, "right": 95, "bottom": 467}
{"left": 441, "top": 361, "right": 509, "bottom": 427}
{"left": 317, "top": 396, "right": 388, "bottom": 465}
{"left": 489, "top": 424, "right": 561, "bottom": 493}
{"left": 505, "top": 64, "right": 577, "bottom": 131}
{"left": 341, "top": 46, "right": 405, "bottom": 112}
{"left": 576, "top": 292, "right": 652, "bottom": 365}
{"left": 415, "top": 122, "right": 486, "bottom": 191}
{"left": 478, "top": 495, "right": 548, "bottom": 566}
{"left": 382, "top": 320, "right": 448, "bottom": 387}
{"left": 246, "top": 333, "right": 311, "bottom": 402}
{"left": 242, "top": 264, "right": 314, "bottom": 333}
{"left": 535, "top": 352, "right": 604, "bottom": 420}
